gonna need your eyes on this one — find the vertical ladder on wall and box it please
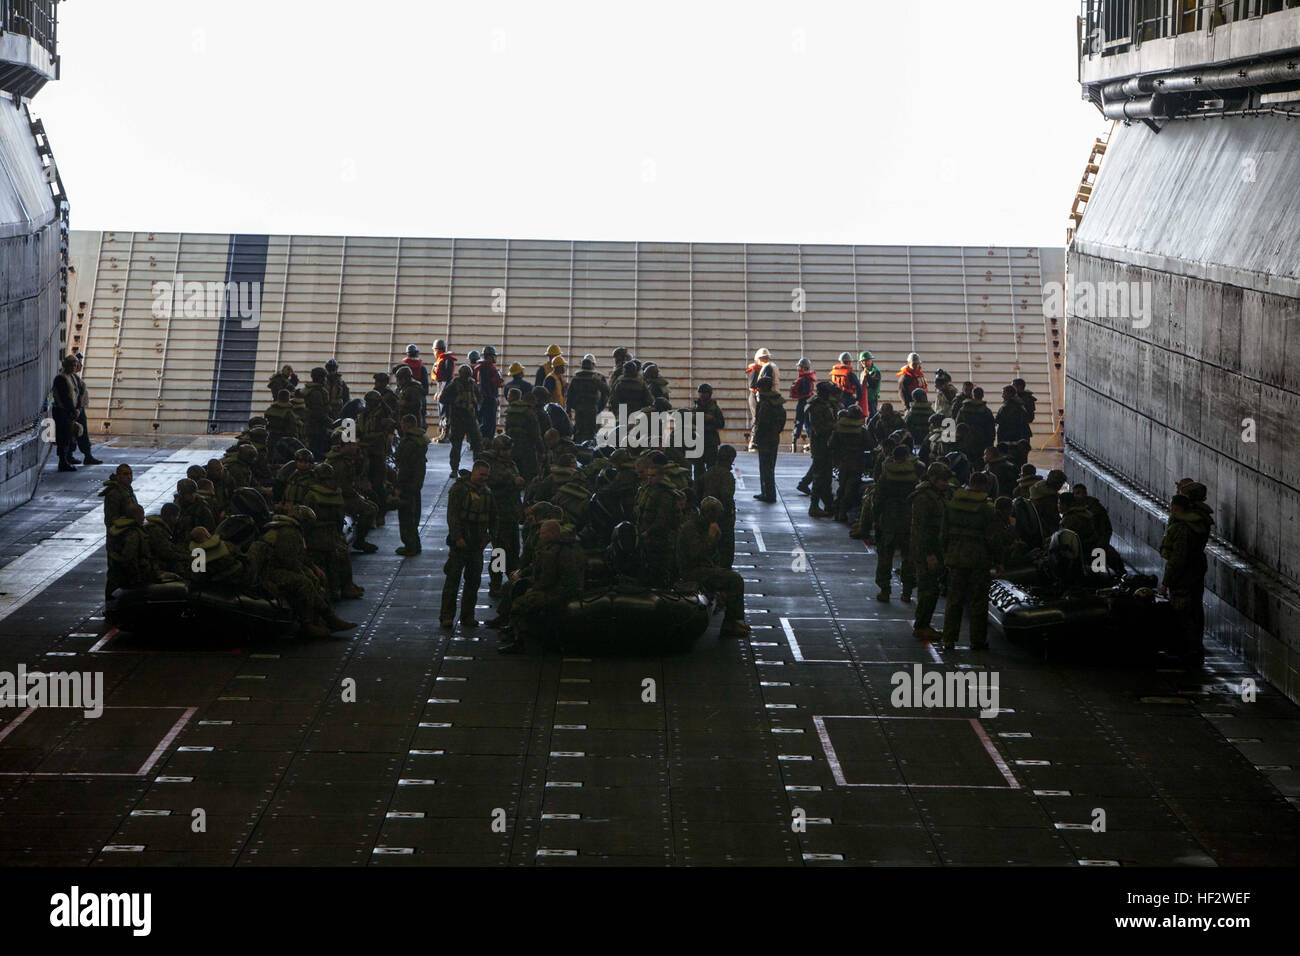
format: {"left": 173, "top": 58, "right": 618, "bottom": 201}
{"left": 1066, "top": 121, "right": 1116, "bottom": 246}
{"left": 27, "top": 106, "right": 71, "bottom": 349}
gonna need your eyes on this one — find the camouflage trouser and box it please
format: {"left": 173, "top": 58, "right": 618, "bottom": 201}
{"left": 640, "top": 542, "right": 676, "bottom": 589}
{"left": 913, "top": 561, "right": 943, "bottom": 630}
{"left": 448, "top": 413, "right": 482, "bottom": 472}
{"left": 267, "top": 567, "right": 329, "bottom": 626}
{"left": 365, "top": 448, "right": 390, "bottom": 514}
{"left": 942, "top": 566, "right": 990, "bottom": 647}
{"left": 875, "top": 530, "right": 915, "bottom": 594}
{"left": 490, "top": 517, "right": 521, "bottom": 590}
{"left": 834, "top": 456, "right": 861, "bottom": 519}
{"left": 693, "top": 435, "right": 719, "bottom": 485}
{"left": 510, "top": 586, "right": 568, "bottom": 634}
{"left": 397, "top": 488, "right": 422, "bottom": 551}
{"left": 344, "top": 494, "right": 376, "bottom": 544}
{"left": 310, "top": 539, "right": 354, "bottom": 597}
{"left": 686, "top": 566, "right": 745, "bottom": 621}
{"left": 1169, "top": 586, "right": 1204, "bottom": 658}
{"left": 810, "top": 443, "right": 834, "bottom": 512}
{"left": 719, "top": 513, "right": 736, "bottom": 569}
{"left": 572, "top": 406, "right": 599, "bottom": 444}
{"left": 441, "top": 546, "right": 484, "bottom": 623}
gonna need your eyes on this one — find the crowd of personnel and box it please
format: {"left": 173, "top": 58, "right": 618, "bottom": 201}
{"left": 93, "top": 341, "right": 1212, "bottom": 665}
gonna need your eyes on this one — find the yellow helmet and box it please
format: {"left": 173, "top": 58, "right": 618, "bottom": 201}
{"left": 508, "top": 362, "right": 524, "bottom": 376}
{"left": 546, "top": 344, "right": 562, "bottom": 358}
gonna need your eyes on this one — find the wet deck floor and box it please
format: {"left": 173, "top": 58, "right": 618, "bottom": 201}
{"left": 0, "top": 438, "right": 1297, "bottom": 866}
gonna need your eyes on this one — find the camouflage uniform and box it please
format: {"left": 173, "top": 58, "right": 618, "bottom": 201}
{"left": 565, "top": 369, "right": 609, "bottom": 443}
{"left": 677, "top": 509, "right": 746, "bottom": 631}
{"left": 144, "top": 515, "right": 189, "bottom": 578}
{"left": 249, "top": 514, "right": 330, "bottom": 629}
{"left": 829, "top": 415, "right": 868, "bottom": 520}
{"left": 694, "top": 461, "right": 737, "bottom": 567}
{"left": 326, "top": 446, "right": 377, "bottom": 550}
{"left": 1161, "top": 505, "right": 1212, "bottom": 660}
{"left": 752, "top": 391, "right": 786, "bottom": 501}
{"left": 874, "top": 460, "right": 919, "bottom": 598}
{"left": 635, "top": 478, "right": 682, "bottom": 587}
{"left": 940, "top": 488, "right": 1001, "bottom": 650}
{"left": 264, "top": 399, "right": 300, "bottom": 457}
{"left": 394, "top": 428, "right": 430, "bottom": 554}
{"left": 509, "top": 527, "right": 587, "bottom": 627}
{"left": 484, "top": 450, "right": 524, "bottom": 592}
{"left": 301, "top": 381, "right": 331, "bottom": 457}
{"left": 909, "top": 479, "right": 947, "bottom": 632}
{"left": 440, "top": 376, "right": 483, "bottom": 473}
{"left": 325, "top": 370, "right": 350, "bottom": 418}
{"left": 692, "top": 396, "right": 725, "bottom": 483}
{"left": 306, "top": 474, "right": 360, "bottom": 598}
{"left": 106, "top": 516, "right": 158, "bottom": 594}
{"left": 441, "top": 473, "right": 495, "bottom": 625}
{"left": 505, "top": 397, "right": 544, "bottom": 482}
{"left": 100, "top": 478, "right": 138, "bottom": 531}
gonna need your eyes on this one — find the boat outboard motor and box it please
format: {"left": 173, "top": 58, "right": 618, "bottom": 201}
{"left": 1011, "top": 495, "right": 1044, "bottom": 551}
{"left": 944, "top": 451, "right": 971, "bottom": 486}
{"left": 337, "top": 397, "right": 364, "bottom": 424}
{"left": 1045, "top": 528, "right": 1086, "bottom": 588}
{"left": 544, "top": 403, "right": 573, "bottom": 438}
{"left": 228, "top": 487, "right": 273, "bottom": 531}
{"left": 214, "top": 514, "right": 260, "bottom": 551}
{"left": 605, "top": 521, "right": 641, "bottom": 580}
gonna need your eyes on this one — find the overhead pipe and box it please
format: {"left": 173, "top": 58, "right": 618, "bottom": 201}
{"left": 1102, "top": 93, "right": 1169, "bottom": 121}
{"left": 1101, "top": 57, "right": 1300, "bottom": 101}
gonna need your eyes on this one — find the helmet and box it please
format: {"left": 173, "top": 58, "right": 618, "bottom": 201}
{"left": 839, "top": 352, "right": 852, "bottom": 364}
{"left": 293, "top": 506, "right": 316, "bottom": 523}
{"left": 294, "top": 448, "right": 315, "bottom": 463}
{"left": 468, "top": 349, "right": 481, "bottom": 364}
{"left": 237, "top": 444, "right": 257, "bottom": 461}
{"left": 434, "top": 340, "right": 447, "bottom": 352}
{"left": 395, "top": 365, "right": 412, "bottom": 379}
{"left": 552, "top": 356, "right": 566, "bottom": 369}
{"left": 581, "top": 356, "right": 595, "bottom": 370}
{"left": 314, "top": 463, "right": 334, "bottom": 480}
{"left": 186, "top": 465, "right": 206, "bottom": 481}
{"left": 698, "top": 383, "right": 712, "bottom": 393}
{"left": 325, "top": 358, "right": 338, "bottom": 372}
{"left": 373, "top": 372, "right": 390, "bottom": 384}
{"left": 546, "top": 344, "right": 562, "bottom": 358}
{"left": 247, "top": 416, "right": 267, "bottom": 428}
{"left": 582, "top": 353, "right": 595, "bottom": 364}
{"left": 176, "top": 478, "right": 197, "bottom": 495}
{"left": 700, "top": 496, "right": 724, "bottom": 520}
{"left": 508, "top": 362, "right": 524, "bottom": 376}
{"left": 365, "top": 389, "right": 381, "bottom": 402}
{"left": 483, "top": 345, "right": 497, "bottom": 357}
{"left": 457, "top": 365, "right": 472, "bottom": 378}
{"left": 797, "top": 357, "right": 811, "bottom": 369}
{"left": 860, "top": 350, "right": 873, "bottom": 361}
{"left": 407, "top": 344, "right": 420, "bottom": 355}
{"left": 927, "top": 462, "right": 952, "bottom": 481}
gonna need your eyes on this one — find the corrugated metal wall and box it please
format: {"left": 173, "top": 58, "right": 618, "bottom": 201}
{"left": 73, "top": 231, "right": 1063, "bottom": 444}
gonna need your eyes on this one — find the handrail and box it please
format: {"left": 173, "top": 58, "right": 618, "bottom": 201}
{"left": 1, "top": 0, "right": 59, "bottom": 59}
{"left": 1081, "top": 0, "right": 1300, "bottom": 57}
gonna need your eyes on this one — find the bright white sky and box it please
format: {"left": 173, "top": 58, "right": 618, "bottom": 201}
{"left": 38, "top": 0, "right": 1105, "bottom": 247}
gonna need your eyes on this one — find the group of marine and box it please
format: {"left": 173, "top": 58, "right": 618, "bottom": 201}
{"left": 96, "top": 343, "right": 1214, "bottom": 663}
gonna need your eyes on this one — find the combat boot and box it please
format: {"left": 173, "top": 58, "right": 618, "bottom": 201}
{"left": 875, "top": 589, "right": 890, "bottom": 602}
{"left": 353, "top": 540, "right": 379, "bottom": 554}
{"left": 913, "top": 624, "right": 941, "bottom": 642}
{"left": 901, "top": 588, "right": 913, "bottom": 604}
{"left": 340, "top": 583, "right": 365, "bottom": 599}
{"left": 395, "top": 546, "right": 421, "bottom": 556}
{"left": 720, "top": 618, "right": 751, "bottom": 638}
{"left": 301, "top": 621, "right": 332, "bottom": 639}
{"left": 326, "top": 613, "right": 357, "bottom": 633}
{"left": 809, "top": 506, "right": 830, "bottom": 518}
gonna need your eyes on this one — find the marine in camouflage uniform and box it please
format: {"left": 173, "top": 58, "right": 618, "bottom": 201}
{"left": 829, "top": 405, "right": 868, "bottom": 522}
{"left": 751, "top": 378, "right": 786, "bottom": 503}
{"left": 498, "top": 519, "right": 587, "bottom": 653}
{"left": 440, "top": 365, "right": 483, "bottom": 475}
{"left": 106, "top": 506, "right": 160, "bottom": 595}
{"left": 301, "top": 367, "right": 332, "bottom": 459}
{"left": 394, "top": 415, "right": 429, "bottom": 556}
{"left": 280, "top": 449, "right": 317, "bottom": 507}
{"left": 324, "top": 359, "right": 350, "bottom": 418}
{"left": 144, "top": 503, "right": 190, "bottom": 578}
{"left": 1161, "top": 489, "right": 1212, "bottom": 665}
{"left": 691, "top": 383, "right": 725, "bottom": 484}
{"left": 505, "top": 389, "right": 544, "bottom": 482}
{"left": 264, "top": 390, "right": 301, "bottom": 461}
{"left": 483, "top": 435, "right": 525, "bottom": 596}
{"left": 174, "top": 478, "right": 215, "bottom": 544}
{"left": 249, "top": 506, "right": 354, "bottom": 638}
{"left": 565, "top": 357, "right": 609, "bottom": 443}
{"left": 677, "top": 496, "right": 749, "bottom": 637}
{"left": 358, "top": 389, "right": 394, "bottom": 520}
{"left": 874, "top": 446, "right": 920, "bottom": 602}
{"left": 940, "top": 474, "right": 1002, "bottom": 651}
{"left": 100, "top": 465, "right": 138, "bottom": 531}
{"left": 305, "top": 463, "right": 365, "bottom": 600}
{"left": 326, "top": 438, "right": 378, "bottom": 553}
{"left": 694, "top": 444, "right": 738, "bottom": 568}
{"left": 441, "top": 460, "right": 495, "bottom": 627}
{"left": 634, "top": 451, "right": 682, "bottom": 587}
{"left": 394, "top": 366, "right": 424, "bottom": 430}
{"left": 799, "top": 382, "right": 839, "bottom": 517}
{"left": 908, "top": 462, "right": 951, "bottom": 640}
